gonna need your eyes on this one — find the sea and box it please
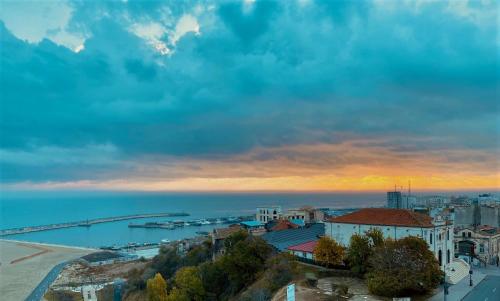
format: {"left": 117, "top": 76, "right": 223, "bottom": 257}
{"left": 0, "top": 191, "right": 386, "bottom": 248}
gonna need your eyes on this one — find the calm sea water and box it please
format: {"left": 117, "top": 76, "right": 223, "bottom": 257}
{"left": 0, "top": 191, "right": 385, "bottom": 248}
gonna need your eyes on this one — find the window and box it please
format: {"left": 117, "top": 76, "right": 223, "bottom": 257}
{"left": 430, "top": 232, "right": 433, "bottom": 244}
{"left": 480, "top": 244, "right": 484, "bottom": 253}
{"left": 438, "top": 233, "right": 441, "bottom": 241}
{"left": 468, "top": 232, "right": 472, "bottom": 238}
{"left": 447, "top": 229, "right": 450, "bottom": 240}
{"left": 462, "top": 232, "right": 465, "bottom": 237}
{"left": 438, "top": 249, "right": 442, "bottom": 266}
{"left": 447, "top": 249, "right": 450, "bottom": 264}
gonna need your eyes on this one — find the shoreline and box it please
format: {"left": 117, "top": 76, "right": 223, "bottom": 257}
{"left": 0, "top": 240, "right": 94, "bottom": 301}
{"left": 0, "top": 238, "right": 98, "bottom": 252}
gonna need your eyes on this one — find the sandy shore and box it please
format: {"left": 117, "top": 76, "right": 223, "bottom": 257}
{"left": 0, "top": 239, "right": 95, "bottom": 301}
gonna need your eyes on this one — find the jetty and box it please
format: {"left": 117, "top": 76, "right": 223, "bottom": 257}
{"left": 0, "top": 212, "right": 189, "bottom": 236}
{"left": 128, "top": 215, "right": 254, "bottom": 229}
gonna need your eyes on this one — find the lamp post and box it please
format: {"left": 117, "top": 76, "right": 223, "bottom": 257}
{"left": 443, "top": 257, "right": 448, "bottom": 301}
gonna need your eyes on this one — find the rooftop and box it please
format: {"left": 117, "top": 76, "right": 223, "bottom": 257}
{"left": 271, "top": 219, "right": 299, "bottom": 231}
{"left": 287, "top": 240, "right": 318, "bottom": 253}
{"left": 328, "top": 208, "right": 434, "bottom": 228}
{"left": 262, "top": 223, "right": 324, "bottom": 251}
{"left": 212, "top": 225, "right": 242, "bottom": 240}
{"left": 240, "top": 220, "right": 264, "bottom": 228}
{"left": 81, "top": 251, "right": 123, "bottom": 263}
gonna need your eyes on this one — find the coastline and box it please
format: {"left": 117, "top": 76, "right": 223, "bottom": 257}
{"left": 0, "top": 238, "right": 98, "bottom": 251}
{"left": 0, "top": 239, "right": 94, "bottom": 301}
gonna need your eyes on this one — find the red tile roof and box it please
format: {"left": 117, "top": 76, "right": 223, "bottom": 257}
{"left": 271, "top": 219, "right": 299, "bottom": 231}
{"left": 328, "top": 208, "right": 434, "bottom": 228}
{"left": 287, "top": 240, "right": 318, "bottom": 253}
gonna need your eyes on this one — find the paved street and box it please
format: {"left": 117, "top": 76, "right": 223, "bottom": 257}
{"left": 462, "top": 275, "right": 500, "bottom": 301}
{"left": 25, "top": 261, "right": 68, "bottom": 301}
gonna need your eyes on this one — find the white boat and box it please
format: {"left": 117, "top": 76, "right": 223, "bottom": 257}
{"left": 161, "top": 239, "right": 171, "bottom": 244}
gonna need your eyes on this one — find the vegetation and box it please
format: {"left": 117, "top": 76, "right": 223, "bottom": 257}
{"left": 347, "top": 233, "right": 372, "bottom": 275}
{"left": 346, "top": 228, "right": 384, "bottom": 275}
{"left": 313, "top": 236, "right": 345, "bottom": 267}
{"left": 132, "top": 227, "right": 440, "bottom": 300}
{"left": 173, "top": 267, "right": 205, "bottom": 301}
{"left": 126, "top": 231, "right": 276, "bottom": 301}
{"left": 146, "top": 273, "right": 168, "bottom": 301}
{"left": 366, "top": 236, "right": 443, "bottom": 297}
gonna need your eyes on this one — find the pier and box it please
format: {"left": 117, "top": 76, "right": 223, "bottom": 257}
{"left": 127, "top": 215, "right": 254, "bottom": 230}
{"left": 0, "top": 212, "right": 189, "bottom": 236}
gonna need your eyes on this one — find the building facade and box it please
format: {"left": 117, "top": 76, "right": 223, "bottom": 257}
{"left": 325, "top": 208, "right": 454, "bottom": 270}
{"left": 455, "top": 226, "right": 500, "bottom": 265}
{"left": 387, "top": 191, "right": 402, "bottom": 209}
{"left": 256, "top": 206, "right": 282, "bottom": 223}
{"left": 287, "top": 240, "right": 317, "bottom": 260}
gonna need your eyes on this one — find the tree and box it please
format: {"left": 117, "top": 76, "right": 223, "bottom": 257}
{"left": 151, "top": 247, "right": 182, "bottom": 279}
{"left": 347, "top": 229, "right": 385, "bottom": 275}
{"left": 183, "top": 242, "right": 212, "bottom": 267}
{"left": 223, "top": 229, "right": 248, "bottom": 251}
{"left": 220, "top": 235, "right": 273, "bottom": 294}
{"left": 146, "top": 273, "right": 168, "bottom": 301}
{"left": 263, "top": 253, "right": 296, "bottom": 292}
{"left": 198, "top": 261, "right": 229, "bottom": 300}
{"left": 173, "top": 266, "right": 206, "bottom": 301}
{"left": 313, "top": 237, "right": 345, "bottom": 267}
{"left": 366, "top": 236, "right": 443, "bottom": 297}
{"left": 365, "top": 228, "right": 384, "bottom": 247}
{"left": 347, "top": 233, "right": 372, "bottom": 275}
{"left": 166, "top": 288, "right": 190, "bottom": 301}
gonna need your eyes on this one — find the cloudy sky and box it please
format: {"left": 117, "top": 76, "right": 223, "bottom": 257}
{"left": 0, "top": 0, "right": 498, "bottom": 192}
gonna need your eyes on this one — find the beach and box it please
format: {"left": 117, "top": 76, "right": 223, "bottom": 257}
{"left": 0, "top": 239, "right": 94, "bottom": 301}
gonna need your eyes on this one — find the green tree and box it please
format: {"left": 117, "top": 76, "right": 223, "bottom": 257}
{"left": 263, "top": 253, "right": 296, "bottom": 292}
{"left": 173, "top": 266, "right": 206, "bottom": 301}
{"left": 166, "top": 288, "right": 190, "bottom": 301}
{"left": 366, "top": 236, "right": 443, "bottom": 297}
{"left": 366, "top": 228, "right": 384, "bottom": 247}
{"left": 223, "top": 229, "right": 248, "bottom": 251}
{"left": 183, "top": 242, "right": 212, "bottom": 267}
{"left": 220, "top": 235, "right": 273, "bottom": 294}
{"left": 151, "top": 247, "right": 182, "bottom": 279}
{"left": 198, "top": 261, "right": 229, "bottom": 300}
{"left": 313, "top": 237, "right": 345, "bottom": 267}
{"left": 347, "top": 233, "right": 372, "bottom": 275}
{"left": 146, "top": 273, "right": 168, "bottom": 301}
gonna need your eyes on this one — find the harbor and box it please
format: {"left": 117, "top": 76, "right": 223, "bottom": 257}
{"left": 0, "top": 212, "right": 189, "bottom": 236}
{"left": 127, "top": 215, "right": 253, "bottom": 229}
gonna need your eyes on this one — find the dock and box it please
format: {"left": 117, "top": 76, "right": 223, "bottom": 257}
{"left": 127, "top": 215, "right": 254, "bottom": 229}
{"left": 0, "top": 212, "right": 189, "bottom": 236}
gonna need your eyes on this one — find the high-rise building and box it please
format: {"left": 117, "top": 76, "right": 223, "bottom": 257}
{"left": 387, "top": 191, "right": 402, "bottom": 209}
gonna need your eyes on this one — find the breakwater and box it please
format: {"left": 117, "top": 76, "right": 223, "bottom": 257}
{"left": 0, "top": 212, "right": 189, "bottom": 236}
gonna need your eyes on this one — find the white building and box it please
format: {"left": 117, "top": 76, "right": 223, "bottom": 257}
{"left": 256, "top": 206, "right": 325, "bottom": 224}
{"left": 325, "top": 208, "right": 454, "bottom": 270}
{"left": 256, "top": 206, "right": 282, "bottom": 223}
{"left": 455, "top": 225, "right": 500, "bottom": 265}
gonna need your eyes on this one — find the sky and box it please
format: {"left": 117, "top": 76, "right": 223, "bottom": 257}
{"left": 0, "top": 0, "right": 498, "bottom": 192}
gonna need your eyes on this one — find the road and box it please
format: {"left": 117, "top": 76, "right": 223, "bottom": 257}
{"left": 462, "top": 275, "right": 500, "bottom": 301}
{"left": 25, "top": 261, "right": 68, "bottom": 301}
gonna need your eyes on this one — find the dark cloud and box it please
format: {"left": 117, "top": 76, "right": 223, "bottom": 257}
{"left": 0, "top": 0, "right": 498, "bottom": 183}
